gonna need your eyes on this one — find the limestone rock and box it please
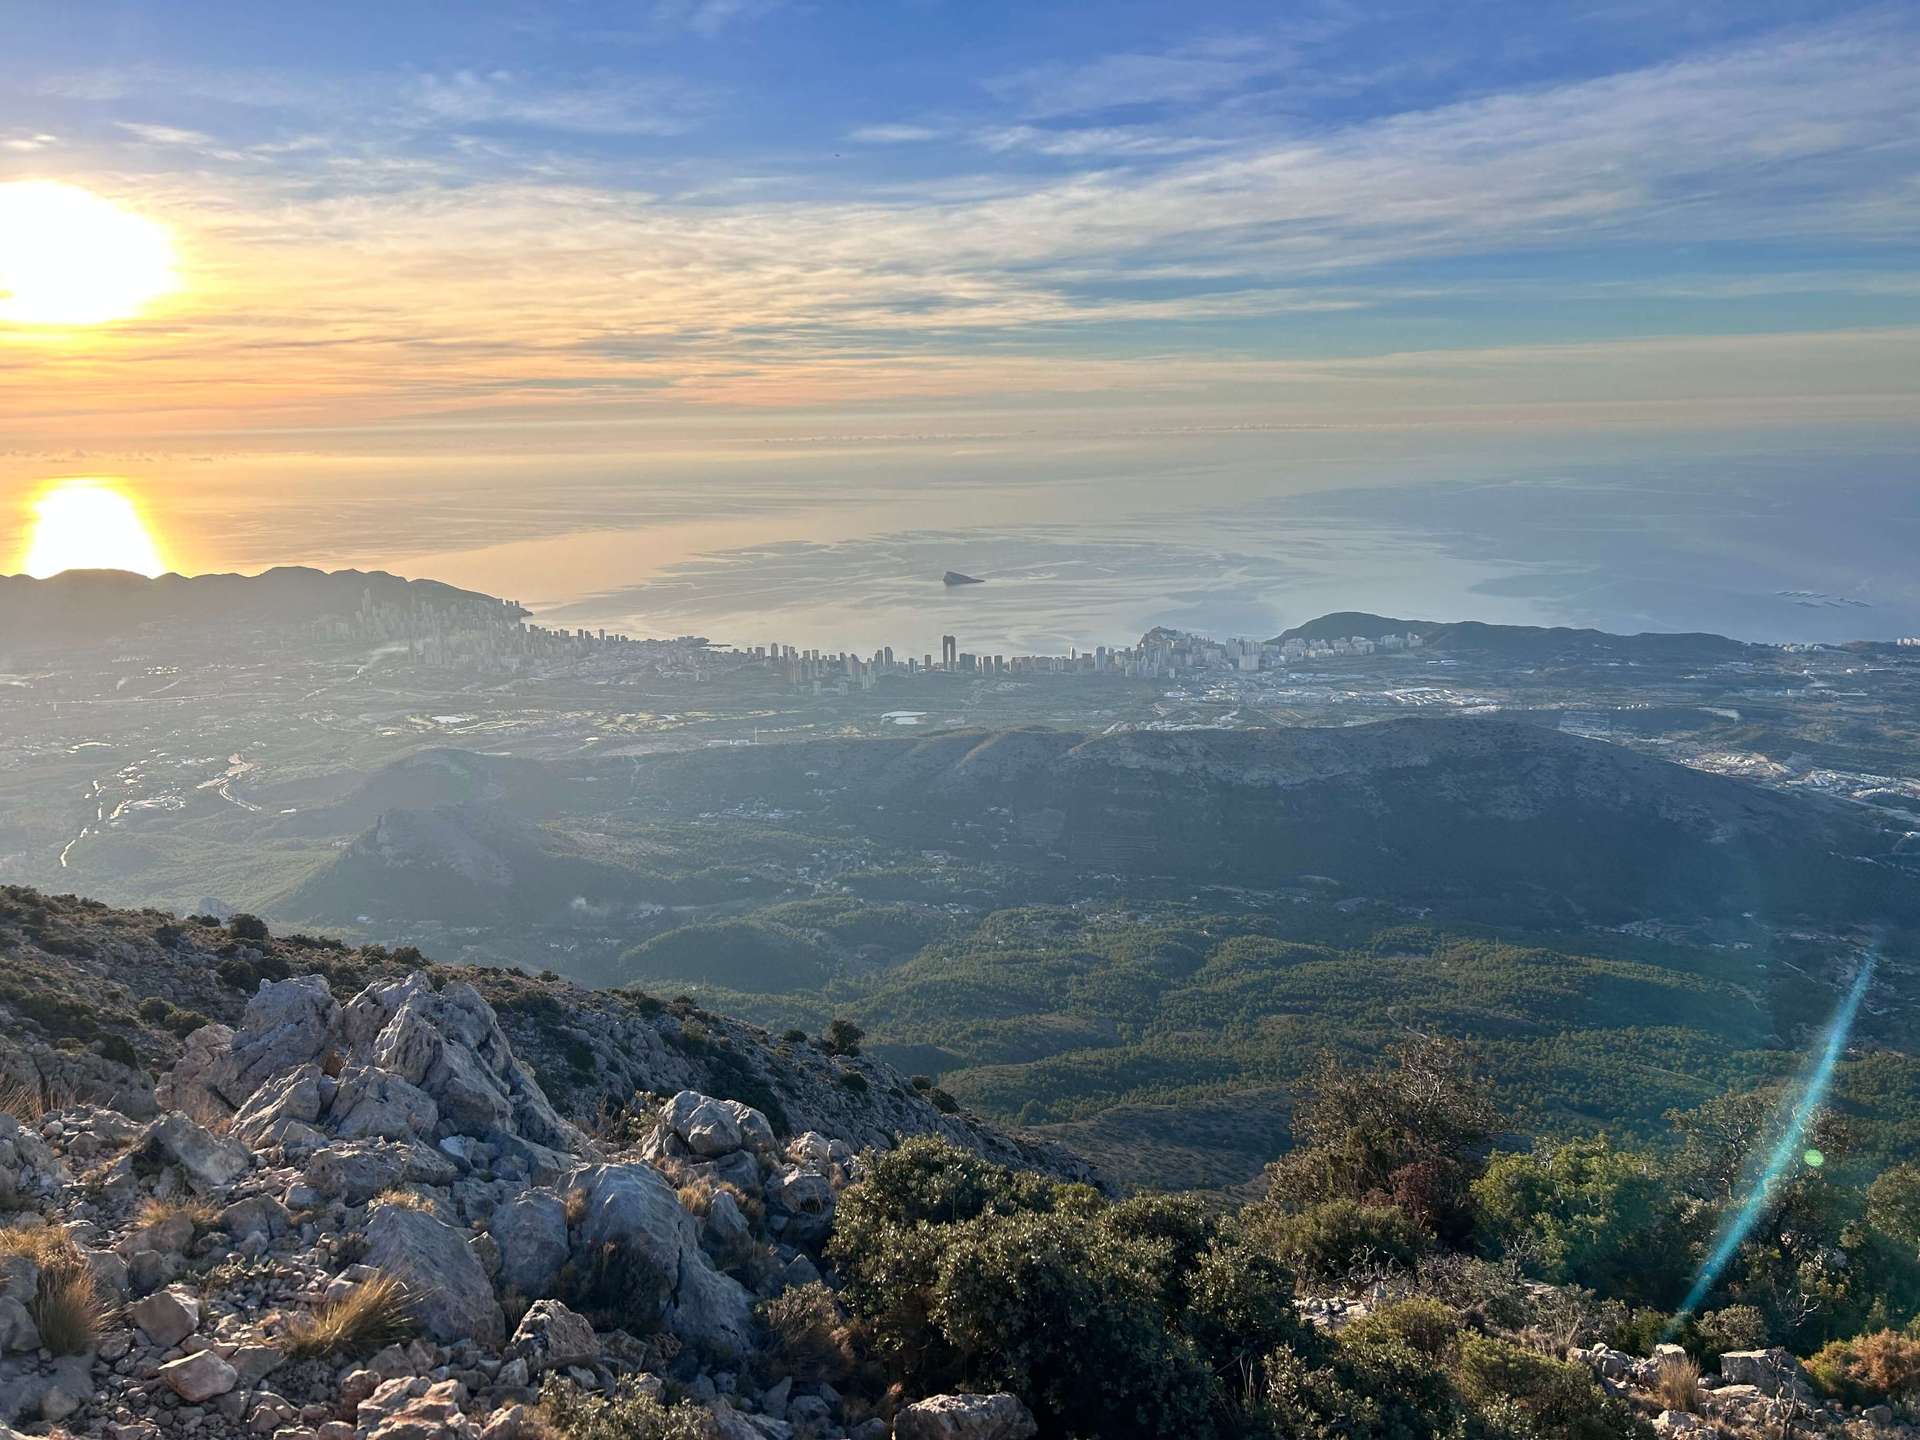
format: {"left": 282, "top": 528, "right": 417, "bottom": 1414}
{"left": 506, "top": 1299, "right": 596, "bottom": 1374}
{"left": 213, "top": 976, "right": 343, "bottom": 1108}
{"left": 331, "top": 1066, "right": 439, "bottom": 1141}
{"left": 130, "top": 1286, "right": 201, "bottom": 1347}
{"left": 893, "top": 1393, "right": 1039, "bottom": 1440}
{"left": 489, "top": 1190, "right": 570, "bottom": 1300}
{"left": 560, "top": 1162, "right": 753, "bottom": 1350}
{"left": 230, "top": 1065, "right": 327, "bottom": 1148}
{"left": 134, "top": 1112, "right": 251, "bottom": 1191}
{"left": 1715, "top": 1348, "right": 1805, "bottom": 1398}
{"left": 304, "top": 1139, "right": 457, "bottom": 1204}
{"left": 158, "top": 1349, "right": 239, "bottom": 1403}
{"left": 364, "top": 1204, "right": 504, "bottom": 1347}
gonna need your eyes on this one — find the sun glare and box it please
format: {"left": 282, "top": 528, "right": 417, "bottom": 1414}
{"left": 0, "top": 181, "right": 179, "bottom": 326}
{"left": 19, "top": 481, "right": 169, "bottom": 578}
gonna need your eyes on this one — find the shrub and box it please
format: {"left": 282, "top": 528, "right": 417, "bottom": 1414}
{"left": 1807, "top": 1329, "right": 1920, "bottom": 1406}
{"left": 1256, "top": 1335, "right": 1459, "bottom": 1438}
{"left": 217, "top": 957, "right": 258, "bottom": 991}
{"left": 928, "top": 1087, "right": 960, "bottom": 1114}
{"left": 1452, "top": 1334, "right": 1650, "bottom": 1440}
{"left": 561, "top": 1240, "right": 672, "bottom": 1332}
{"left": 227, "top": 913, "right": 270, "bottom": 942}
{"left": 1868, "top": 1164, "right": 1920, "bottom": 1251}
{"left": 1253, "top": 1199, "right": 1429, "bottom": 1283}
{"left": 283, "top": 1273, "right": 417, "bottom": 1359}
{"left": 540, "top": 1375, "right": 712, "bottom": 1440}
{"left": 837, "top": 1069, "right": 869, "bottom": 1093}
{"left": 1472, "top": 1137, "right": 1688, "bottom": 1305}
{"left": 136, "top": 996, "right": 172, "bottom": 1023}
{"left": 830, "top": 1138, "right": 1298, "bottom": 1439}
{"left": 927, "top": 1209, "right": 1219, "bottom": 1438}
{"left": 1693, "top": 1304, "right": 1769, "bottom": 1363}
{"left": 757, "top": 1281, "right": 858, "bottom": 1384}
{"left": 1341, "top": 1298, "right": 1462, "bottom": 1361}
{"left": 1263, "top": 1037, "right": 1501, "bottom": 1246}
{"left": 821, "top": 1019, "right": 864, "bottom": 1058}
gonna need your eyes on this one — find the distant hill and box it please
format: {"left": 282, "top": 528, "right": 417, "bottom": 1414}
{"left": 1272, "top": 611, "right": 1755, "bottom": 664}
{"left": 0, "top": 565, "right": 525, "bottom": 648}
{"left": 280, "top": 717, "right": 1915, "bottom": 931}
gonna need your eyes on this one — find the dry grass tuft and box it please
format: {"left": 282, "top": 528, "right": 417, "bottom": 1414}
{"left": 137, "top": 1196, "right": 221, "bottom": 1232}
{"left": 0, "top": 1228, "right": 111, "bottom": 1354}
{"left": 564, "top": 1187, "right": 589, "bottom": 1227}
{"left": 0, "top": 1077, "right": 45, "bottom": 1125}
{"left": 371, "top": 1187, "right": 436, "bottom": 1213}
{"left": 283, "top": 1273, "right": 417, "bottom": 1359}
{"left": 1656, "top": 1353, "right": 1702, "bottom": 1413}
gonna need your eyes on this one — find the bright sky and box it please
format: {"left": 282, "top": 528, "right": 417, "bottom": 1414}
{"left": 0, "top": 0, "right": 1914, "bottom": 463}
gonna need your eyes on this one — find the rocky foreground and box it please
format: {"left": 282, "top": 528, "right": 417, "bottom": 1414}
{"left": 0, "top": 965, "right": 1040, "bottom": 1440}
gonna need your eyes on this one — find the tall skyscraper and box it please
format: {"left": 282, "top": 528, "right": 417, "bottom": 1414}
{"left": 942, "top": 634, "right": 957, "bottom": 669}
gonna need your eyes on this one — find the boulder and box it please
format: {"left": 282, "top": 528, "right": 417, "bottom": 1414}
{"left": 1715, "top": 1348, "right": 1805, "bottom": 1398}
{"left": 363, "top": 1379, "right": 468, "bottom": 1440}
{"left": 133, "top": 1113, "right": 251, "bottom": 1191}
{"left": 220, "top": 1194, "right": 293, "bottom": 1241}
{"left": 158, "top": 1349, "right": 239, "bottom": 1403}
{"left": 305, "top": 1139, "right": 458, "bottom": 1204}
{"left": 720, "top": 1101, "right": 777, "bottom": 1155}
{"left": 506, "top": 1300, "right": 597, "bottom": 1373}
{"left": 364, "top": 1205, "right": 504, "bottom": 1347}
{"left": 129, "top": 1287, "right": 200, "bottom": 1348}
{"left": 560, "top": 1163, "right": 753, "bottom": 1350}
{"left": 893, "top": 1394, "right": 1039, "bottom": 1440}
{"left": 489, "top": 1191, "right": 570, "bottom": 1300}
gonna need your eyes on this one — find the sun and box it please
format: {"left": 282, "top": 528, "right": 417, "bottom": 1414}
{"left": 0, "top": 181, "right": 179, "bottom": 326}
{"left": 19, "top": 481, "right": 170, "bottom": 578}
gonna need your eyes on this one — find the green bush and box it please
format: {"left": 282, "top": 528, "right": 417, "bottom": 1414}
{"left": 830, "top": 1138, "right": 1304, "bottom": 1440}
{"left": 1472, "top": 1138, "right": 1689, "bottom": 1305}
{"left": 1253, "top": 1199, "right": 1429, "bottom": 1283}
{"left": 1254, "top": 1335, "right": 1460, "bottom": 1439}
{"left": 227, "top": 913, "right": 269, "bottom": 943}
{"left": 1452, "top": 1334, "right": 1651, "bottom": 1440}
{"left": 1692, "top": 1305, "right": 1769, "bottom": 1364}
{"left": 540, "top": 1375, "right": 711, "bottom": 1440}
{"left": 1340, "top": 1298, "right": 1462, "bottom": 1361}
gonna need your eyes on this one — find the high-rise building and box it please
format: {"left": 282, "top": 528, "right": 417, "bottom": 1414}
{"left": 942, "top": 634, "right": 957, "bottom": 669}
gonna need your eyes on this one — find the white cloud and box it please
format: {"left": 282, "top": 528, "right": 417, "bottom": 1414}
{"left": 849, "top": 124, "right": 944, "bottom": 144}
{"left": 408, "top": 70, "right": 706, "bottom": 136}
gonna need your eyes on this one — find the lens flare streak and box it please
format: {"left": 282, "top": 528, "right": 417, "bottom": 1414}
{"left": 1674, "top": 948, "right": 1879, "bottom": 1320}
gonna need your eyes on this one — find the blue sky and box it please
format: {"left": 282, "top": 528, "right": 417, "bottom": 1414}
{"left": 1, "top": 0, "right": 1917, "bottom": 447}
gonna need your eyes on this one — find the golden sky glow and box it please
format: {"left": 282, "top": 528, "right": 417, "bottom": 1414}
{"left": 0, "top": 181, "right": 179, "bottom": 326}
{"left": 18, "top": 479, "right": 169, "bottom": 577}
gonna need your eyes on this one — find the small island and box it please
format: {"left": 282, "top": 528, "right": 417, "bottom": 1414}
{"left": 943, "top": 570, "right": 985, "bottom": 586}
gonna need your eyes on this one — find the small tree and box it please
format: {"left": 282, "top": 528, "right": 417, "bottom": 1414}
{"left": 228, "top": 912, "right": 270, "bottom": 943}
{"left": 821, "top": 1018, "right": 864, "bottom": 1057}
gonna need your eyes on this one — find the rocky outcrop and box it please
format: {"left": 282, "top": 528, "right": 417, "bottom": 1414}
{"left": 894, "top": 1393, "right": 1039, "bottom": 1440}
